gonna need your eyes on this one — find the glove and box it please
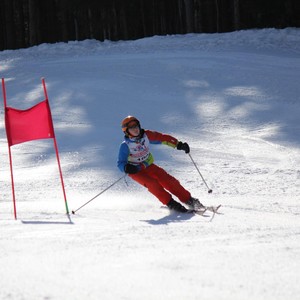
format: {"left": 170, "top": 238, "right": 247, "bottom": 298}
{"left": 124, "top": 164, "right": 139, "bottom": 174}
{"left": 177, "top": 141, "right": 190, "bottom": 154}
{"left": 167, "top": 198, "right": 188, "bottom": 213}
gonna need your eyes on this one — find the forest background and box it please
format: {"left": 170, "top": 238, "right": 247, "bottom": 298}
{"left": 1, "top": 0, "right": 300, "bottom": 51}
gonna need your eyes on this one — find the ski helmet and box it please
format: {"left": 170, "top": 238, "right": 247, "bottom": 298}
{"left": 121, "top": 116, "right": 140, "bottom": 135}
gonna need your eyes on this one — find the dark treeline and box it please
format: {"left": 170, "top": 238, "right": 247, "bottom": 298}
{"left": 0, "top": 0, "right": 299, "bottom": 51}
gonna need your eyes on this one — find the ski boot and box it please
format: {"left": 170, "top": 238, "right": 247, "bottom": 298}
{"left": 186, "top": 197, "right": 205, "bottom": 211}
{"left": 167, "top": 198, "right": 189, "bottom": 213}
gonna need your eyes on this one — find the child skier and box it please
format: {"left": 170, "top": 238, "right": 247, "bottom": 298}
{"left": 117, "top": 116, "right": 204, "bottom": 213}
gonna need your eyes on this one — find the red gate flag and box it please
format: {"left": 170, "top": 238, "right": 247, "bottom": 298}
{"left": 1, "top": 78, "right": 69, "bottom": 219}
{"left": 5, "top": 99, "right": 55, "bottom": 146}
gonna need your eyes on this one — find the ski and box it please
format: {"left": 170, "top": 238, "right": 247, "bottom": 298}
{"left": 188, "top": 208, "right": 207, "bottom": 216}
{"left": 162, "top": 204, "right": 221, "bottom": 216}
{"left": 190, "top": 205, "right": 221, "bottom": 219}
{"left": 204, "top": 204, "right": 222, "bottom": 213}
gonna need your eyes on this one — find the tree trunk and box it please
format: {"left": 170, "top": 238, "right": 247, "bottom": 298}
{"left": 13, "top": 0, "right": 25, "bottom": 48}
{"left": 184, "top": 0, "right": 194, "bottom": 33}
{"left": 2, "top": 0, "right": 15, "bottom": 49}
{"left": 28, "top": 0, "right": 37, "bottom": 46}
{"left": 88, "top": 8, "right": 94, "bottom": 39}
{"left": 215, "top": 0, "right": 220, "bottom": 32}
{"left": 233, "top": 0, "right": 240, "bottom": 30}
{"left": 74, "top": 15, "right": 79, "bottom": 40}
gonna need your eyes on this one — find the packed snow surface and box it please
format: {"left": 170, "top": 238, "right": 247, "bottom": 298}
{"left": 1, "top": 28, "right": 300, "bottom": 300}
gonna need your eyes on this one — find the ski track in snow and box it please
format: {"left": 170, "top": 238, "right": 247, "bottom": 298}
{"left": 0, "top": 28, "right": 300, "bottom": 300}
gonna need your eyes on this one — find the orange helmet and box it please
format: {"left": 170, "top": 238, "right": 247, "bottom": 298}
{"left": 121, "top": 116, "right": 140, "bottom": 135}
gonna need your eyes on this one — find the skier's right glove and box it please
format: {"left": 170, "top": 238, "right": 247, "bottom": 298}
{"left": 124, "top": 164, "right": 139, "bottom": 174}
{"left": 176, "top": 141, "right": 190, "bottom": 154}
{"left": 167, "top": 198, "right": 188, "bottom": 213}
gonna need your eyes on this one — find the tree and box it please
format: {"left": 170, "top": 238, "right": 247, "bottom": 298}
{"left": 0, "top": 0, "right": 299, "bottom": 51}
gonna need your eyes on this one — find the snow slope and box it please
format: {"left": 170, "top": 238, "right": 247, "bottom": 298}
{"left": 0, "top": 28, "right": 300, "bottom": 300}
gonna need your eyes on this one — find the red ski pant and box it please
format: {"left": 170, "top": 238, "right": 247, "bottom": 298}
{"left": 129, "top": 164, "right": 191, "bottom": 205}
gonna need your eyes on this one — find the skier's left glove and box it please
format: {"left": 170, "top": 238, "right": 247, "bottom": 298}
{"left": 124, "top": 164, "right": 139, "bottom": 174}
{"left": 177, "top": 141, "right": 190, "bottom": 154}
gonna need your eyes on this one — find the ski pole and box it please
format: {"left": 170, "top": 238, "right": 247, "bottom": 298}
{"left": 72, "top": 174, "right": 126, "bottom": 214}
{"left": 188, "top": 153, "right": 213, "bottom": 193}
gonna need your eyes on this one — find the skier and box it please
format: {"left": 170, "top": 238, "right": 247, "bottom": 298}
{"left": 117, "top": 116, "right": 204, "bottom": 213}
